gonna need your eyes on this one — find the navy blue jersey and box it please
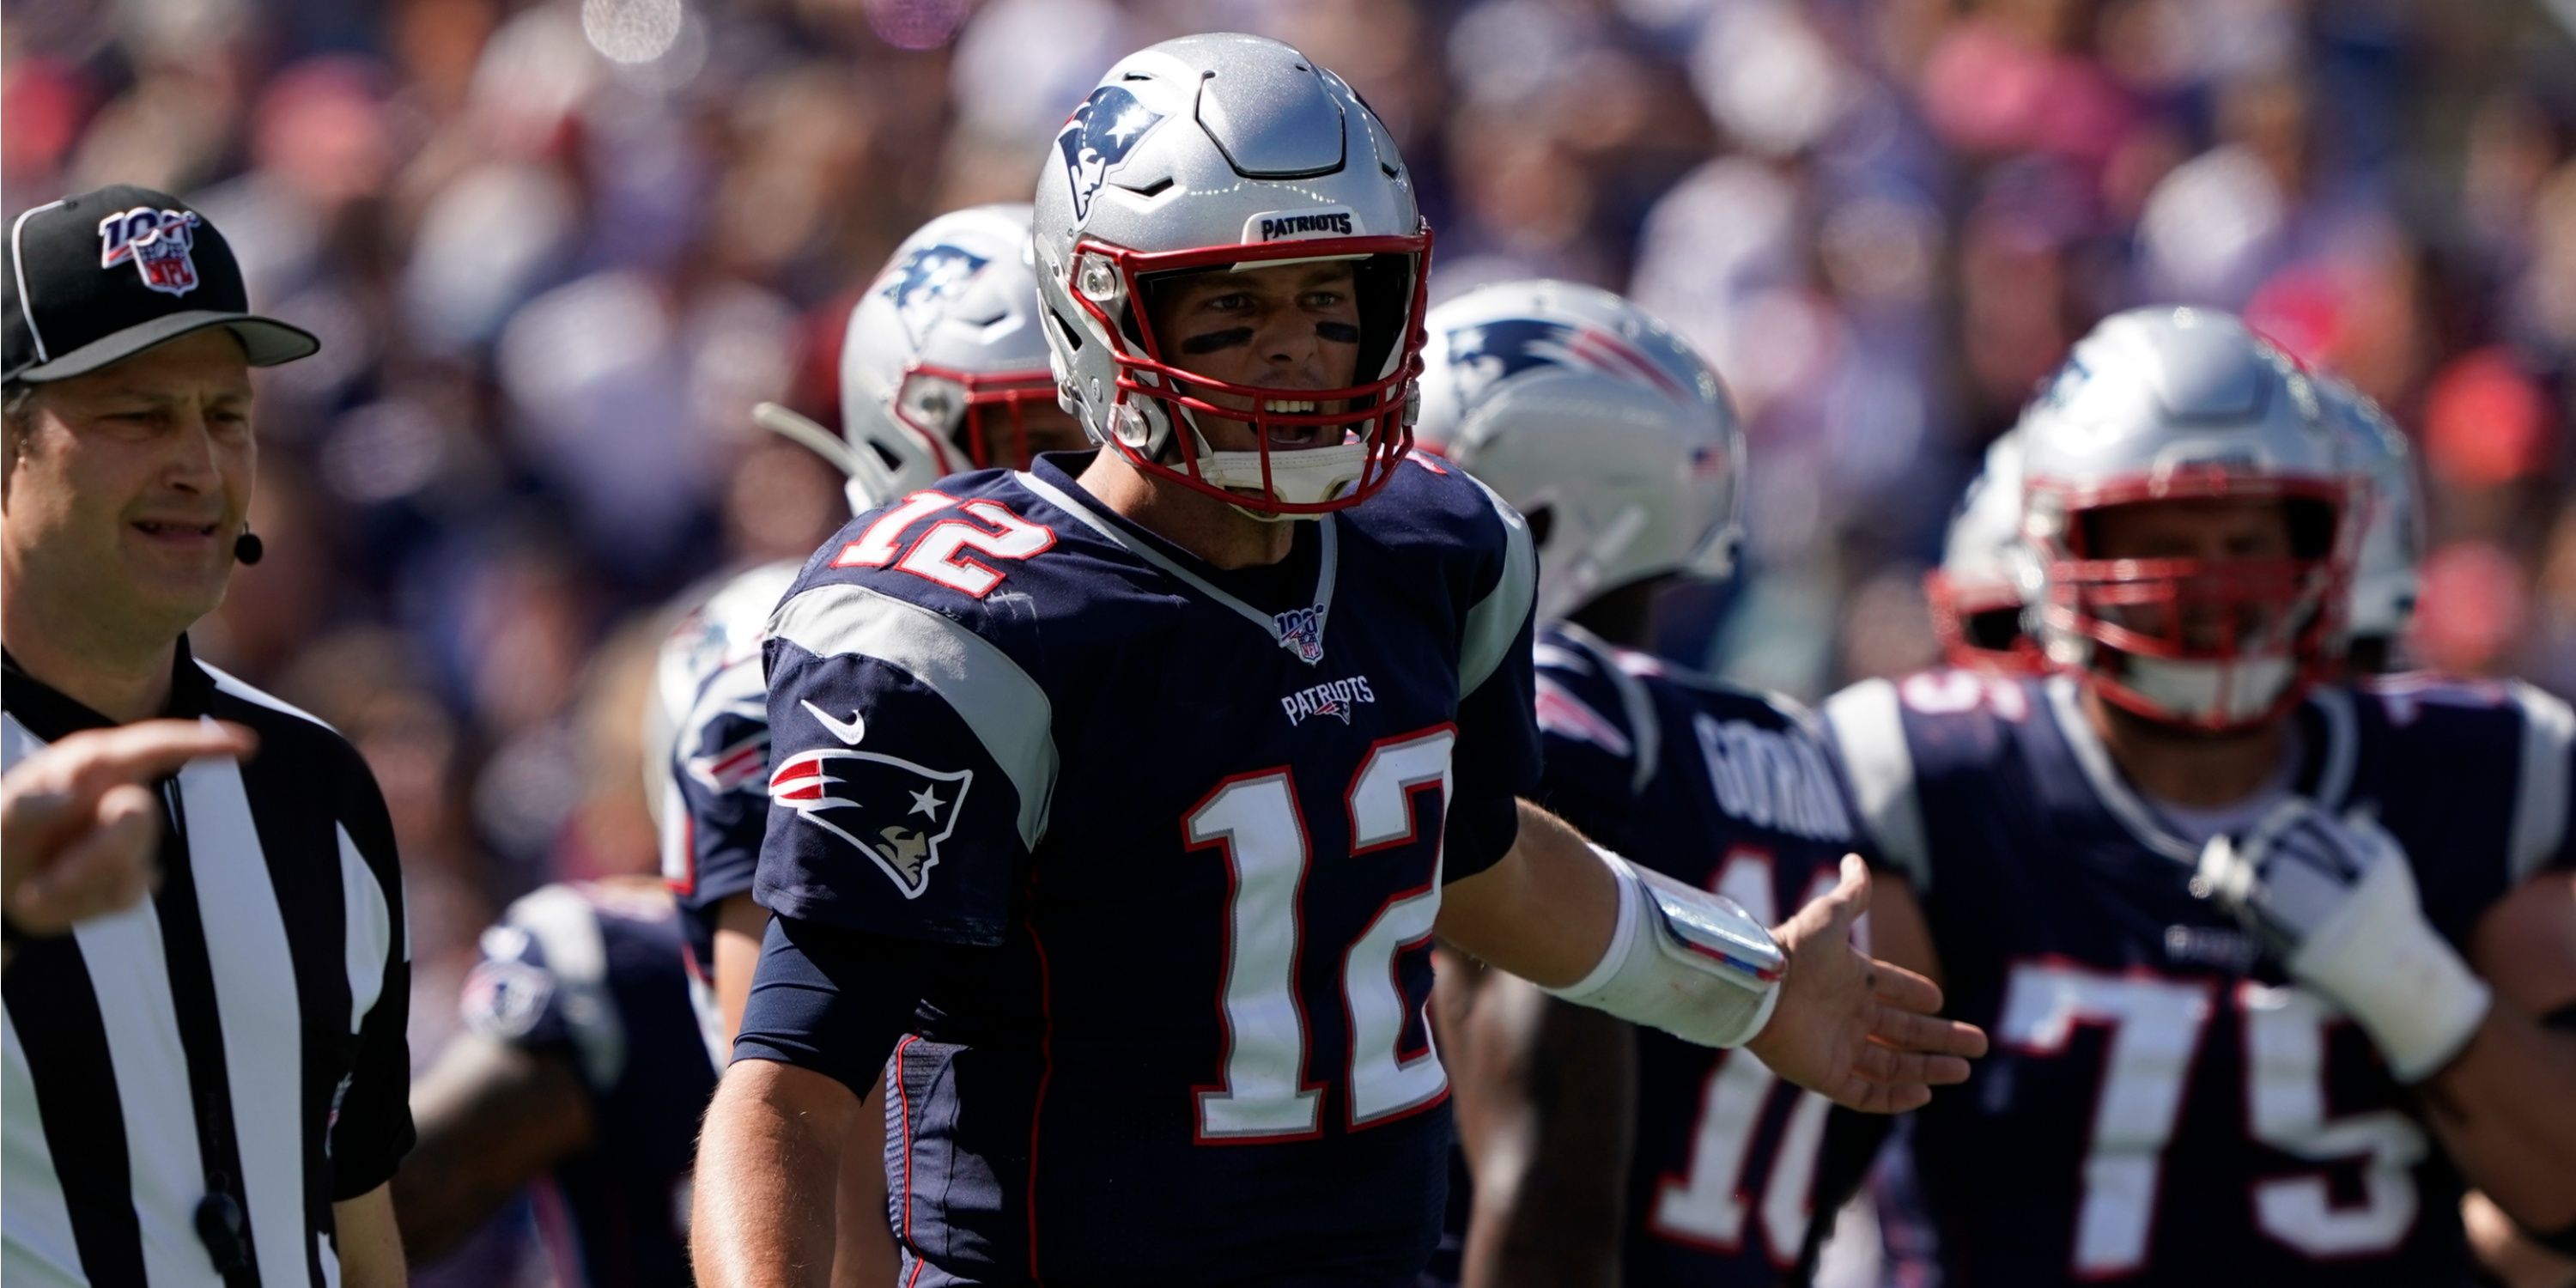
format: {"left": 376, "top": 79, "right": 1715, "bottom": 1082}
{"left": 459, "top": 880, "right": 719, "bottom": 1288}
{"left": 752, "top": 452, "right": 1542, "bottom": 1285}
{"left": 1821, "top": 669, "right": 2576, "bottom": 1287}
{"left": 1528, "top": 624, "right": 1866, "bottom": 1286}
{"left": 652, "top": 560, "right": 800, "bottom": 1060}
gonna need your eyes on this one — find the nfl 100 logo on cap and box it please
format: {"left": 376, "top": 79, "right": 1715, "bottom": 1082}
{"left": 95, "top": 206, "right": 204, "bottom": 297}
{"left": 3, "top": 183, "right": 319, "bottom": 383}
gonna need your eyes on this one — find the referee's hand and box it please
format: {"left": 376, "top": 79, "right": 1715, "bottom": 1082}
{"left": 3, "top": 720, "right": 257, "bottom": 942}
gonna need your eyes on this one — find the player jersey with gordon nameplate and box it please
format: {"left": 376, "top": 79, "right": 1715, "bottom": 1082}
{"left": 1465, "top": 623, "right": 1866, "bottom": 1287}
{"left": 459, "top": 879, "right": 716, "bottom": 1288}
{"left": 750, "top": 451, "right": 1542, "bottom": 1286}
{"left": 651, "top": 559, "right": 801, "bottom": 1062}
{"left": 1821, "top": 669, "right": 2576, "bottom": 1287}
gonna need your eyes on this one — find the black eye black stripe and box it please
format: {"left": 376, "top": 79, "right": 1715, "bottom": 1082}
{"left": 1181, "top": 328, "right": 1253, "bottom": 355}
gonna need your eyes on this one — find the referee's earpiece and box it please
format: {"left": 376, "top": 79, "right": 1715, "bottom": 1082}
{"left": 233, "top": 527, "right": 264, "bottom": 566}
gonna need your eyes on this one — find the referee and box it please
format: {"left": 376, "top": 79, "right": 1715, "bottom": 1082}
{"left": 3, "top": 185, "right": 413, "bottom": 1287}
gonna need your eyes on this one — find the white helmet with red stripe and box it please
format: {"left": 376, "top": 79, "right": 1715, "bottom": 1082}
{"left": 1926, "top": 429, "right": 2041, "bottom": 672}
{"left": 840, "top": 204, "right": 1058, "bottom": 512}
{"left": 2014, "top": 307, "right": 2359, "bottom": 730}
{"left": 1030, "top": 33, "right": 1429, "bottom": 519}
{"left": 1413, "top": 279, "right": 1743, "bottom": 624}
{"left": 2312, "top": 374, "right": 2423, "bottom": 672}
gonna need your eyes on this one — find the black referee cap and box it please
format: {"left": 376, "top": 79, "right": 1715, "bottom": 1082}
{"left": 3, "top": 184, "right": 319, "bottom": 385}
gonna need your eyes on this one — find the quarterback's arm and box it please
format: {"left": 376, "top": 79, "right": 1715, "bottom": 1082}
{"left": 696, "top": 915, "right": 930, "bottom": 1288}
{"left": 1435, "top": 946, "right": 1632, "bottom": 1288}
{"left": 2420, "top": 871, "right": 2576, "bottom": 1232}
{"left": 331, "top": 1183, "right": 405, "bottom": 1288}
{"left": 392, "top": 1032, "right": 593, "bottom": 1260}
{"left": 1438, "top": 802, "right": 1981, "bottom": 1113}
{"left": 707, "top": 891, "right": 898, "bottom": 1288}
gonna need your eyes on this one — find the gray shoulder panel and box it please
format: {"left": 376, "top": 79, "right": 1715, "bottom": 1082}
{"left": 2509, "top": 681, "right": 2573, "bottom": 884}
{"left": 1820, "top": 678, "right": 1932, "bottom": 891}
{"left": 1460, "top": 475, "right": 1537, "bottom": 697}
{"left": 768, "top": 580, "right": 1058, "bottom": 849}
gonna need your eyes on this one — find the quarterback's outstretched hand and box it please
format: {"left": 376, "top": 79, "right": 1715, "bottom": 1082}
{"left": 1746, "top": 856, "right": 1986, "bottom": 1114}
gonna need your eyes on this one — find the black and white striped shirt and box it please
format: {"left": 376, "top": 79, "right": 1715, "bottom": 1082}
{"left": 2, "top": 641, "right": 412, "bottom": 1287}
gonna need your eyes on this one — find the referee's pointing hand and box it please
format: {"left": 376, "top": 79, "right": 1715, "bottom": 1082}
{"left": 3, "top": 720, "right": 256, "bottom": 943}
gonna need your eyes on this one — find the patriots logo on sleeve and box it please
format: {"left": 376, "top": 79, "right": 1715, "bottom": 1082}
{"left": 878, "top": 243, "right": 990, "bottom": 346}
{"left": 1443, "top": 319, "right": 1689, "bottom": 403}
{"left": 769, "top": 749, "right": 973, "bottom": 898}
{"left": 1057, "top": 85, "right": 1165, "bottom": 221}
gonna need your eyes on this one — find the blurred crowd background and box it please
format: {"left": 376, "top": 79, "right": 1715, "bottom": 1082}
{"left": 6, "top": 0, "right": 2575, "bottom": 1276}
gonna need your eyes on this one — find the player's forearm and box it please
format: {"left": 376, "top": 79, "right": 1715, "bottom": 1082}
{"left": 695, "top": 1060, "right": 857, "bottom": 1288}
{"left": 714, "top": 891, "right": 769, "bottom": 1048}
{"left": 330, "top": 1184, "right": 406, "bottom": 1288}
{"left": 1455, "top": 985, "right": 1634, "bottom": 1288}
{"left": 1436, "top": 800, "right": 1619, "bottom": 988}
{"left": 2418, "top": 1006, "right": 2576, "bottom": 1230}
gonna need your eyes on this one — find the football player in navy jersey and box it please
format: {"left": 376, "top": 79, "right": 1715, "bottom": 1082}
{"left": 1822, "top": 307, "right": 2576, "bottom": 1287}
{"left": 394, "top": 878, "right": 714, "bottom": 1287}
{"left": 1409, "top": 281, "right": 1874, "bottom": 1288}
{"left": 650, "top": 201, "right": 1089, "bottom": 1286}
{"left": 692, "top": 33, "right": 1984, "bottom": 1288}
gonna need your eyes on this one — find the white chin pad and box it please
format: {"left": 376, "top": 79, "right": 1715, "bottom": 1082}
{"left": 1544, "top": 850, "right": 1783, "bottom": 1049}
{"left": 2124, "top": 653, "right": 2296, "bottom": 725}
{"left": 1194, "top": 442, "right": 1370, "bottom": 510}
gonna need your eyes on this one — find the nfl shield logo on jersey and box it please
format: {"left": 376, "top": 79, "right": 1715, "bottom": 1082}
{"left": 769, "top": 750, "right": 972, "bottom": 899}
{"left": 1056, "top": 85, "right": 1165, "bottom": 220}
{"left": 879, "top": 243, "right": 989, "bottom": 346}
{"left": 95, "top": 205, "right": 203, "bottom": 296}
{"left": 1274, "top": 604, "right": 1327, "bottom": 666}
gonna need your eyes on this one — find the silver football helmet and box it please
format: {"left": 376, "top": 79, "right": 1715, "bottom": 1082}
{"left": 839, "top": 204, "right": 1067, "bottom": 513}
{"left": 2012, "top": 307, "right": 2358, "bottom": 731}
{"left": 1926, "top": 430, "right": 2039, "bottom": 672}
{"left": 1030, "top": 33, "right": 1430, "bottom": 518}
{"left": 1413, "top": 280, "right": 1743, "bottom": 624}
{"left": 2312, "top": 375, "right": 2422, "bottom": 673}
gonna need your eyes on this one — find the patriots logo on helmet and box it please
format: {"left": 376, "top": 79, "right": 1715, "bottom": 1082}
{"left": 1273, "top": 604, "right": 1327, "bottom": 666}
{"left": 879, "top": 243, "right": 990, "bottom": 347}
{"left": 1056, "top": 85, "right": 1166, "bottom": 221}
{"left": 769, "top": 749, "right": 971, "bottom": 899}
{"left": 96, "top": 206, "right": 203, "bottom": 297}
{"left": 1445, "top": 319, "right": 1688, "bottom": 403}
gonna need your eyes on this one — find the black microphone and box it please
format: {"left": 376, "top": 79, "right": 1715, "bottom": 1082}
{"left": 233, "top": 528, "right": 264, "bottom": 566}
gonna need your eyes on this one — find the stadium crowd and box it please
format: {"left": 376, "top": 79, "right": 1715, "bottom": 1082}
{"left": 6, "top": 0, "right": 2573, "bottom": 1279}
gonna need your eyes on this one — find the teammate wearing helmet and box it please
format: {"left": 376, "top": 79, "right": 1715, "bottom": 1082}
{"left": 1925, "top": 429, "right": 2042, "bottom": 673}
{"left": 1824, "top": 307, "right": 2576, "bottom": 1286}
{"left": 648, "top": 204, "right": 1084, "bottom": 1285}
{"left": 693, "top": 35, "right": 1980, "bottom": 1287}
{"left": 2312, "top": 375, "right": 2424, "bottom": 675}
{"left": 1413, "top": 281, "right": 1874, "bottom": 1287}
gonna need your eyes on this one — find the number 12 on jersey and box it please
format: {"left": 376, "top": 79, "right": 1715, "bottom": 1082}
{"left": 1184, "top": 727, "right": 1458, "bottom": 1143}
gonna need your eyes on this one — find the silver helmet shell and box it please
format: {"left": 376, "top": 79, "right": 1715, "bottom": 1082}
{"left": 1927, "top": 429, "right": 2039, "bottom": 672}
{"left": 1413, "top": 279, "right": 1743, "bottom": 625}
{"left": 2312, "top": 375, "right": 2422, "bottom": 672}
{"left": 1030, "top": 33, "right": 1430, "bottom": 517}
{"left": 2012, "top": 307, "right": 2357, "bottom": 731}
{"left": 841, "top": 204, "right": 1058, "bottom": 513}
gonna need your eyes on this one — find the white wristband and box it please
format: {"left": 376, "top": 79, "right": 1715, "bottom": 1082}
{"left": 1543, "top": 848, "right": 1784, "bottom": 1049}
{"left": 2288, "top": 855, "right": 2492, "bottom": 1083}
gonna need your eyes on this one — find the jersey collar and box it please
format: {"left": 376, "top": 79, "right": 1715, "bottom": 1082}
{"left": 1, "top": 635, "right": 216, "bottom": 742}
{"left": 2043, "top": 672, "right": 2356, "bottom": 865}
{"left": 1017, "top": 462, "right": 1341, "bottom": 662}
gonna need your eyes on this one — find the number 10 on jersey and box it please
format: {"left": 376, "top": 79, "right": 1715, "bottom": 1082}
{"left": 1184, "top": 727, "right": 1459, "bottom": 1143}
